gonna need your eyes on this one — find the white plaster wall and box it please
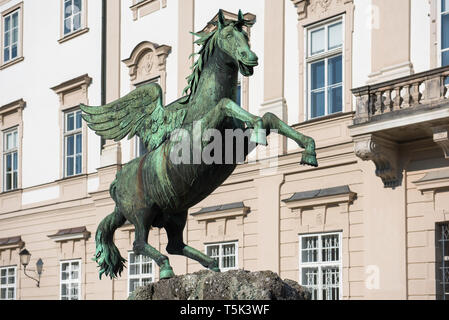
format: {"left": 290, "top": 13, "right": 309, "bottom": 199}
{"left": 285, "top": 0, "right": 300, "bottom": 151}
{"left": 194, "top": 0, "right": 265, "bottom": 118}
{"left": 120, "top": 0, "right": 180, "bottom": 164}
{"left": 411, "top": 0, "right": 431, "bottom": 73}
{"left": 352, "top": 0, "right": 373, "bottom": 90}
{"left": 0, "top": 0, "right": 103, "bottom": 189}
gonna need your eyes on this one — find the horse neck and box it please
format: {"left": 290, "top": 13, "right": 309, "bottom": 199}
{"left": 192, "top": 47, "right": 238, "bottom": 106}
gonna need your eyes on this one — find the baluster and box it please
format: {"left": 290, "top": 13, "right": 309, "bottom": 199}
{"left": 393, "top": 86, "right": 402, "bottom": 111}
{"left": 383, "top": 89, "right": 392, "bottom": 113}
{"left": 410, "top": 81, "right": 421, "bottom": 106}
{"left": 402, "top": 84, "right": 411, "bottom": 109}
{"left": 374, "top": 91, "right": 383, "bottom": 115}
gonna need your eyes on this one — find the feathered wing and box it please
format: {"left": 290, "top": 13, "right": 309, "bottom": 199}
{"left": 80, "top": 82, "right": 187, "bottom": 152}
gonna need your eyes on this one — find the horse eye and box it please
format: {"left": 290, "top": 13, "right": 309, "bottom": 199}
{"left": 226, "top": 34, "right": 232, "bottom": 40}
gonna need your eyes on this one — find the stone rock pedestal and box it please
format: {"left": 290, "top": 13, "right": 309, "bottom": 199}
{"left": 129, "top": 269, "right": 310, "bottom": 300}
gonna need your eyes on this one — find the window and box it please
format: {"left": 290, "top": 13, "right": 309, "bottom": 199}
{"left": 63, "top": 0, "right": 83, "bottom": 35}
{"left": 64, "top": 110, "right": 82, "bottom": 177}
{"left": 128, "top": 252, "right": 155, "bottom": 296}
{"left": 442, "top": 0, "right": 449, "bottom": 67}
{"left": 60, "top": 260, "right": 81, "bottom": 300}
{"left": 3, "top": 129, "right": 18, "bottom": 192}
{"left": 1, "top": 3, "right": 23, "bottom": 68}
{"left": 299, "top": 232, "right": 342, "bottom": 300}
{"left": 436, "top": 222, "right": 449, "bottom": 300}
{"left": 236, "top": 74, "right": 242, "bottom": 106}
{"left": 205, "top": 241, "right": 238, "bottom": 271}
{"left": 306, "top": 18, "right": 343, "bottom": 119}
{"left": 0, "top": 266, "right": 16, "bottom": 300}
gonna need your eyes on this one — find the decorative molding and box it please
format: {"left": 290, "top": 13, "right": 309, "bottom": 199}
{"left": 130, "top": 0, "right": 167, "bottom": 21}
{"left": 0, "top": 236, "right": 24, "bottom": 251}
{"left": 48, "top": 227, "right": 91, "bottom": 242}
{"left": 413, "top": 169, "right": 449, "bottom": 192}
{"left": 290, "top": 0, "right": 350, "bottom": 21}
{"left": 191, "top": 202, "right": 250, "bottom": 222}
{"left": 432, "top": 126, "right": 449, "bottom": 159}
{"left": 0, "top": 98, "right": 25, "bottom": 119}
{"left": 283, "top": 185, "right": 356, "bottom": 211}
{"left": 122, "top": 41, "right": 171, "bottom": 86}
{"left": 354, "top": 134, "right": 399, "bottom": 188}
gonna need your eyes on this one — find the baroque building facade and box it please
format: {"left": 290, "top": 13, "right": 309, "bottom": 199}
{"left": 0, "top": 0, "right": 448, "bottom": 300}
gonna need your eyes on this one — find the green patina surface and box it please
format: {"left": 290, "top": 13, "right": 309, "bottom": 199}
{"left": 81, "top": 9, "right": 318, "bottom": 280}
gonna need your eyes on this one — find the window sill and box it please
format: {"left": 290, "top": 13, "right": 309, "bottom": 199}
{"left": 58, "top": 27, "right": 89, "bottom": 44}
{"left": 0, "top": 56, "right": 24, "bottom": 71}
{"left": 56, "top": 173, "right": 87, "bottom": 183}
{"left": 0, "top": 188, "right": 23, "bottom": 196}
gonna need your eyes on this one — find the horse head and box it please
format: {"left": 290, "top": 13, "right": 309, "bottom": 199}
{"left": 216, "top": 9, "right": 258, "bottom": 76}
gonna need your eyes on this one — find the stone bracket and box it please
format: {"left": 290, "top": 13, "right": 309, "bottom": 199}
{"left": 432, "top": 125, "right": 449, "bottom": 159}
{"left": 354, "top": 134, "right": 400, "bottom": 188}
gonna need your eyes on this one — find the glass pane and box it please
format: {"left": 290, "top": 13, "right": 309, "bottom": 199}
{"left": 129, "top": 253, "right": 136, "bottom": 263}
{"left": 8, "top": 276, "right": 15, "bottom": 284}
{"left": 76, "top": 134, "right": 82, "bottom": 154}
{"left": 1, "top": 276, "right": 5, "bottom": 285}
{"left": 311, "top": 61, "right": 325, "bottom": 90}
{"left": 142, "top": 263, "right": 150, "bottom": 274}
{"left": 443, "top": 0, "right": 449, "bottom": 12}
{"left": 64, "top": 0, "right": 73, "bottom": 18}
{"left": 4, "top": 47, "right": 9, "bottom": 63}
{"left": 73, "top": 13, "right": 81, "bottom": 31}
{"left": 64, "top": 17, "right": 72, "bottom": 35}
{"left": 328, "top": 86, "right": 343, "bottom": 114}
{"left": 12, "top": 12, "right": 18, "bottom": 28}
{"left": 322, "top": 235, "right": 340, "bottom": 262}
{"left": 4, "top": 16, "right": 10, "bottom": 32}
{"left": 12, "top": 27, "right": 18, "bottom": 43}
{"left": 6, "top": 173, "right": 11, "bottom": 190}
{"left": 223, "top": 244, "right": 235, "bottom": 256}
{"left": 71, "top": 284, "right": 78, "bottom": 298}
{"left": 11, "top": 44, "right": 17, "bottom": 59}
{"left": 311, "top": 91, "right": 325, "bottom": 118}
{"left": 67, "top": 157, "right": 74, "bottom": 176}
{"left": 6, "top": 154, "right": 12, "bottom": 172}
{"left": 328, "top": 22, "right": 342, "bottom": 50}
{"left": 67, "top": 136, "right": 74, "bottom": 156}
{"left": 0, "top": 288, "right": 5, "bottom": 299}
{"left": 7, "top": 288, "right": 14, "bottom": 299}
{"left": 311, "top": 28, "right": 325, "bottom": 55}
{"left": 6, "top": 132, "right": 13, "bottom": 150}
{"left": 301, "top": 236, "right": 318, "bottom": 263}
{"left": 13, "top": 152, "right": 18, "bottom": 170}
{"left": 67, "top": 113, "right": 74, "bottom": 131}
{"left": 322, "top": 267, "right": 340, "bottom": 300}
{"left": 443, "top": 14, "right": 449, "bottom": 50}
{"left": 76, "top": 111, "right": 82, "bottom": 129}
{"left": 129, "top": 264, "right": 138, "bottom": 275}
{"left": 443, "top": 51, "right": 449, "bottom": 67}
{"left": 302, "top": 268, "right": 319, "bottom": 300}
{"left": 74, "top": 0, "right": 82, "bottom": 13}
{"left": 72, "top": 262, "right": 79, "bottom": 270}
{"left": 13, "top": 131, "right": 18, "bottom": 148}
{"left": 328, "top": 55, "right": 342, "bottom": 85}
{"left": 207, "top": 245, "right": 219, "bottom": 258}
{"left": 141, "top": 278, "right": 151, "bottom": 286}
{"left": 5, "top": 31, "right": 10, "bottom": 47}
{"left": 236, "top": 84, "right": 241, "bottom": 106}
{"left": 1, "top": 269, "right": 5, "bottom": 277}
{"left": 129, "top": 279, "right": 140, "bottom": 292}
{"left": 76, "top": 155, "right": 82, "bottom": 174}
{"left": 61, "top": 284, "right": 68, "bottom": 297}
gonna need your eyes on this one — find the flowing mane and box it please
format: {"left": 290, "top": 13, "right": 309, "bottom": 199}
{"left": 181, "top": 18, "right": 254, "bottom": 104}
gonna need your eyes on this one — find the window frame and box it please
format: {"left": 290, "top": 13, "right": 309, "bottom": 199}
{"left": 298, "top": 232, "right": 343, "bottom": 300}
{"left": 60, "top": 259, "right": 82, "bottom": 300}
{"left": 440, "top": 0, "right": 449, "bottom": 67}
{"left": 0, "top": 2, "right": 23, "bottom": 69}
{"left": 127, "top": 251, "right": 155, "bottom": 297}
{"left": 305, "top": 15, "right": 345, "bottom": 120}
{"left": 63, "top": 109, "right": 83, "bottom": 178}
{"left": 204, "top": 241, "right": 239, "bottom": 272}
{"left": 59, "top": 0, "right": 88, "bottom": 43}
{"left": 3, "top": 127, "right": 19, "bottom": 192}
{"left": 436, "top": 222, "right": 449, "bottom": 300}
{"left": 0, "top": 265, "right": 17, "bottom": 300}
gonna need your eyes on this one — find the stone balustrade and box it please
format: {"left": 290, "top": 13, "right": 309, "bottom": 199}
{"left": 352, "top": 65, "right": 449, "bottom": 125}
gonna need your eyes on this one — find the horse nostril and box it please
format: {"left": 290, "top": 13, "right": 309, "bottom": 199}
{"left": 240, "top": 51, "right": 248, "bottom": 59}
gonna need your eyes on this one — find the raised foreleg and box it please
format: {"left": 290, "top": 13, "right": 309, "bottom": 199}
{"left": 261, "top": 112, "right": 318, "bottom": 167}
{"left": 164, "top": 212, "right": 220, "bottom": 272}
{"left": 201, "top": 98, "right": 267, "bottom": 145}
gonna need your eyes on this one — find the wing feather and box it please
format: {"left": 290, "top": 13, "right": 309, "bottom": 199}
{"left": 80, "top": 82, "right": 187, "bottom": 152}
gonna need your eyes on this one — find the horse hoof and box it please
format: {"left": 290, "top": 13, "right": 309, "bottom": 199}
{"left": 159, "top": 266, "right": 175, "bottom": 279}
{"left": 300, "top": 153, "right": 318, "bottom": 167}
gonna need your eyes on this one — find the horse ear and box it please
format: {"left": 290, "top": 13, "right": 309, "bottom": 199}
{"left": 238, "top": 9, "right": 244, "bottom": 23}
{"left": 218, "top": 9, "right": 225, "bottom": 30}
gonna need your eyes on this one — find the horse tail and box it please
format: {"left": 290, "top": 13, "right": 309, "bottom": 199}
{"left": 94, "top": 207, "right": 126, "bottom": 279}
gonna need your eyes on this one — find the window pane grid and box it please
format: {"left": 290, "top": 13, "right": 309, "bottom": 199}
{"left": 205, "top": 242, "right": 238, "bottom": 271}
{"left": 128, "top": 252, "right": 155, "bottom": 296}
{"left": 64, "top": 111, "right": 82, "bottom": 177}
{"left": 0, "top": 267, "right": 16, "bottom": 300}
{"left": 300, "top": 233, "right": 342, "bottom": 300}
{"left": 3, "top": 130, "right": 19, "bottom": 191}
{"left": 64, "top": 0, "right": 83, "bottom": 35}
{"left": 60, "top": 261, "right": 80, "bottom": 300}
{"left": 3, "top": 10, "right": 19, "bottom": 63}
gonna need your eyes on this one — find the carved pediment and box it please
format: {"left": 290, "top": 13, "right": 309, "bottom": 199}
{"left": 290, "top": 0, "right": 351, "bottom": 20}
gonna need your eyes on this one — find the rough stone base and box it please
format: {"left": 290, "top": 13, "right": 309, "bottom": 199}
{"left": 129, "top": 269, "right": 311, "bottom": 300}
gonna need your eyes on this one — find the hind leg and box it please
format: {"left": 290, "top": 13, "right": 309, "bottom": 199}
{"left": 131, "top": 209, "right": 175, "bottom": 279}
{"left": 165, "top": 212, "right": 220, "bottom": 272}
